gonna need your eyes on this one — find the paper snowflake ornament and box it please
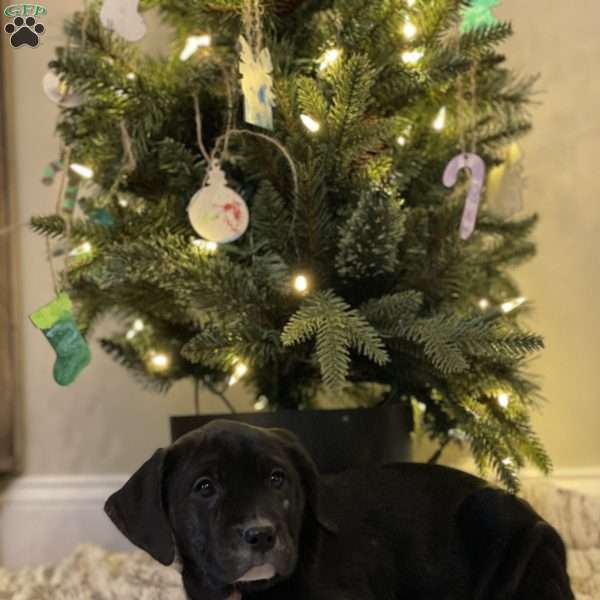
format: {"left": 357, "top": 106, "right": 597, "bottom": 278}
{"left": 239, "top": 35, "right": 275, "bottom": 130}
{"left": 460, "top": 0, "right": 500, "bottom": 33}
{"left": 100, "top": 0, "right": 147, "bottom": 42}
{"left": 187, "top": 162, "right": 249, "bottom": 243}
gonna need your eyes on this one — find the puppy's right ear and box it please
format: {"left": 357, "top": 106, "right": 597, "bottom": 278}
{"left": 104, "top": 448, "right": 175, "bottom": 565}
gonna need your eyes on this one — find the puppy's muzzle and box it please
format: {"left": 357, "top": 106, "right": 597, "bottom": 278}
{"left": 242, "top": 524, "right": 276, "bottom": 553}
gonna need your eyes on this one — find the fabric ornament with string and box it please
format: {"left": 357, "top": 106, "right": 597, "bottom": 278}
{"left": 30, "top": 292, "right": 91, "bottom": 386}
{"left": 188, "top": 161, "right": 249, "bottom": 243}
{"left": 239, "top": 0, "right": 275, "bottom": 130}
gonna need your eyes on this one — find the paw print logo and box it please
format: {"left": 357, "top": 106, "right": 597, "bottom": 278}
{"left": 4, "top": 16, "right": 45, "bottom": 48}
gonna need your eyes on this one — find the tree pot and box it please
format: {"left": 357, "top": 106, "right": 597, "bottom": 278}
{"left": 170, "top": 403, "right": 411, "bottom": 474}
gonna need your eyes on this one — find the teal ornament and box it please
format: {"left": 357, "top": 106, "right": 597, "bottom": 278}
{"left": 460, "top": 0, "right": 500, "bottom": 33}
{"left": 63, "top": 183, "right": 79, "bottom": 214}
{"left": 42, "top": 160, "right": 63, "bottom": 186}
{"left": 30, "top": 293, "right": 91, "bottom": 386}
{"left": 89, "top": 208, "right": 115, "bottom": 226}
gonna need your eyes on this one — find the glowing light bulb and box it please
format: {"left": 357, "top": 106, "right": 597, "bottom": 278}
{"left": 254, "top": 396, "right": 269, "bottom": 411}
{"left": 293, "top": 274, "right": 309, "bottom": 294}
{"left": 478, "top": 298, "right": 490, "bottom": 310}
{"left": 319, "top": 48, "right": 341, "bottom": 71}
{"left": 180, "top": 35, "right": 212, "bottom": 61}
{"left": 126, "top": 319, "right": 145, "bottom": 341}
{"left": 229, "top": 361, "right": 249, "bottom": 387}
{"left": 192, "top": 239, "right": 218, "bottom": 254}
{"left": 149, "top": 352, "right": 170, "bottom": 371}
{"left": 69, "top": 241, "right": 92, "bottom": 257}
{"left": 432, "top": 106, "right": 447, "bottom": 131}
{"left": 70, "top": 163, "right": 94, "bottom": 179}
{"left": 403, "top": 19, "right": 417, "bottom": 40}
{"left": 402, "top": 49, "right": 424, "bottom": 65}
{"left": 300, "top": 114, "right": 321, "bottom": 133}
{"left": 57, "top": 79, "right": 70, "bottom": 97}
{"left": 397, "top": 125, "right": 412, "bottom": 147}
{"left": 498, "top": 393, "right": 510, "bottom": 409}
{"left": 449, "top": 428, "right": 467, "bottom": 441}
{"left": 501, "top": 297, "right": 526, "bottom": 314}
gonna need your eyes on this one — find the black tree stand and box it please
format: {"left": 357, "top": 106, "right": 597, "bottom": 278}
{"left": 171, "top": 403, "right": 411, "bottom": 474}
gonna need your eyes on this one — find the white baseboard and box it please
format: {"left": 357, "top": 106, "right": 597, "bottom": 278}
{"left": 1, "top": 468, "right": 599, "bottom": 570}
{"left": 0, "top": 475, "right": 131, "bottom": 569}
{"left": 522, "top": 466, "right": 600, "bottom": 498}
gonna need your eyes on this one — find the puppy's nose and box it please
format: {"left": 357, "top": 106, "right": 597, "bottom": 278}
{"left": 243, "top": 524, "right": 276, "bottom": 552}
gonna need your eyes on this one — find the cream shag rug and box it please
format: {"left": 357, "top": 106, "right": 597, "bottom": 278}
{"left": 1, "top": 481, "right": 599, "bottom": 600}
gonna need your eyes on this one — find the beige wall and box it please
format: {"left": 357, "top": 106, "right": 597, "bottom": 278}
{"left": 3, "top": 0, "right": 599, "bottom": 477}
{"left": 498, "top": 0, "right": 600, "bottom": 468}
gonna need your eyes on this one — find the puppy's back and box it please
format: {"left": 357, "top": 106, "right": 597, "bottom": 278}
{"left": 315, "top": 463, "right": 572, "bottom": 599}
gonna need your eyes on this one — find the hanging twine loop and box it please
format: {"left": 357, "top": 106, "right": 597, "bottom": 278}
{"left": 469, "top": 61, "right": 479, "bottom": 154}
{"left": 453, "top": 25, "right": 480, "bottom": 155}
{"left": 108, "top": 119, "right": 137, "bottom": 196}
{"left": 242, "top": 0, "right": 264, "bottom": 56}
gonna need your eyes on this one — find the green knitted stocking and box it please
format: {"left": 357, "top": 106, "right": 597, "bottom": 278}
{"left": 30, "top": 293, "right": 91, "bottom": 386}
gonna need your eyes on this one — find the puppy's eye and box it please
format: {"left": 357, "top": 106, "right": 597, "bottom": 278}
{"left": 193, "top": 477, "right": 216, "bottom": 498}
{"left": 270, "top": 469, "right": 286, "bottom": 489}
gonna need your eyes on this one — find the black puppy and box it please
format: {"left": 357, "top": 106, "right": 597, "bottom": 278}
{"left": 105, "top": 420, "right": 575, "bottom": 600}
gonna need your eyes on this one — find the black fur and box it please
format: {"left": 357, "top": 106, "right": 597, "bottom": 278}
{"left": 105, "top": 420, "right": 575, "bottom": 599}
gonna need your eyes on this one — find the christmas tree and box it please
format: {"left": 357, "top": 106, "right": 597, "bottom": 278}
{"left": 32, "top": 0, "right": 549, "bottom": 490}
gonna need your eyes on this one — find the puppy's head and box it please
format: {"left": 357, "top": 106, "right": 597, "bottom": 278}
{"left": 105, "top": 420, "right": 336, "bottom": 594}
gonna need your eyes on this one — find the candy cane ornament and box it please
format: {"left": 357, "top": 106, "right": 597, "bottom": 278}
{"left": 443, "top": 153, "right": 486, "bottom": 240}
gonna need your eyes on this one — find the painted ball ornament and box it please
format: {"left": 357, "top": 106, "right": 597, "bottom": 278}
{"left": 187, "top": 162, "right": 249, "bottom": 243}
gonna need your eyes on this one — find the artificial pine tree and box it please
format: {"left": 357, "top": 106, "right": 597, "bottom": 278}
{"left": 32, "top": 0, "right": 550, "bottom": 490}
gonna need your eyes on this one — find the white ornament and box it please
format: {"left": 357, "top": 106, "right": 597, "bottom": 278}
{"left": 239, "top": 35, "right": 275, "bottom": 130}
{"left": 42, "top": 72, "right": 81, "bottom": 108}
{"left": 187, "top": 162, "right": 249, "bottom": 243}
{"left": 486, "top": 143, "right": 527, "bottom": 219}
{"left": 100, "top": 0, "right": 146, "bottom": 42}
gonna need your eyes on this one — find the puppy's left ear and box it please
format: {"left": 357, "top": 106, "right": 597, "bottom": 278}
{"left": 270, "top": 428, "right": 338, "bottom": 535}
{"left": 105, "top": 448, "right": 175, "bottom": 565}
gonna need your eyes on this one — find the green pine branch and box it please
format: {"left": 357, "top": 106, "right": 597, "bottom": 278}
{"left": 282, "top": 290, "right": 389, "bottom": 391}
